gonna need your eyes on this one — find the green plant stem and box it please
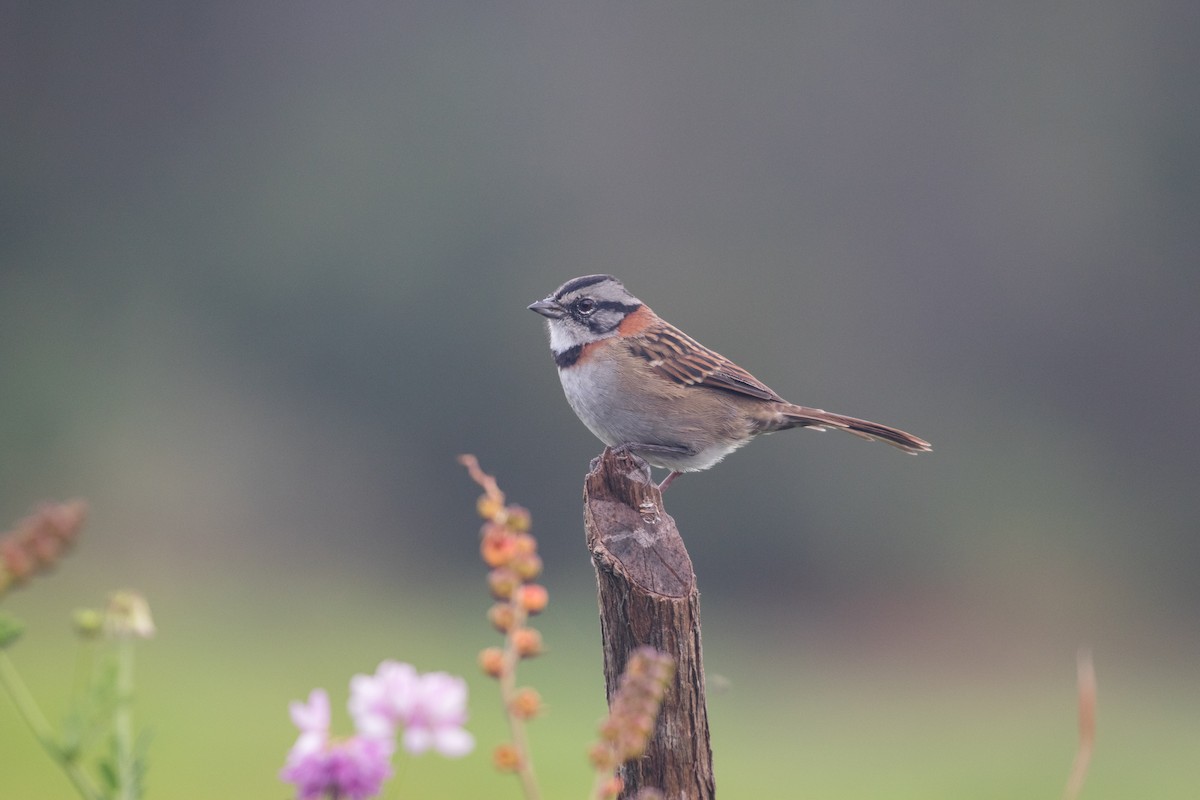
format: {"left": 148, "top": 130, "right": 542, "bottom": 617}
{"left": 114, "top": 637, "right": 136, "bottom": 800}
{"left": 0, "top": 650, "right": 103, "bottom": 800}
{"left": 501, "top": 606, "right": 540, "bottom": 800}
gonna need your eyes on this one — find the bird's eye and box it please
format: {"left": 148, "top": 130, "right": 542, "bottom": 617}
{"left": 575, "top": 298, "right": 597, "bottom": 316}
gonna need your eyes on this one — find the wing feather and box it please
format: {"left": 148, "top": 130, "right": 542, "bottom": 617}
{"left": 628, "top": 322, "right": 784, "bottom": 402}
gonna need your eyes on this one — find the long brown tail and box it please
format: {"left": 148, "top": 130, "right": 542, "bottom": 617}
{"left": 781, "top": 404, "right": 932, "bottom": 454}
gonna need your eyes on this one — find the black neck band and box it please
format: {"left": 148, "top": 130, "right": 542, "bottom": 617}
{"left": 553, "top": 344, "right": 583, "bottom": 368}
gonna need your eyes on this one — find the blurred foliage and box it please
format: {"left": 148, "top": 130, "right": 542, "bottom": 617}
{"left": 3, "top": 1, "right": 1199, "bottom": 797}
{"left": 4, "top": 584, "right": 1200, "bottom": 798}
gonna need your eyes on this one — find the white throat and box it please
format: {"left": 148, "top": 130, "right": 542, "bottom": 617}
{"left": 547, "top": 320, "right": 613, "bottom": 352}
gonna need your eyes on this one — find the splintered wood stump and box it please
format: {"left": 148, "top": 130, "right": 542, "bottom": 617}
{"left": 584, "top": 447, "right": 715, "bottom": 800}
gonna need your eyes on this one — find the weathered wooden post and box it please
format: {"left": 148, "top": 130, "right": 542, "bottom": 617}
{"left": 584, "top": 447, "right": 715, "bottom": 800}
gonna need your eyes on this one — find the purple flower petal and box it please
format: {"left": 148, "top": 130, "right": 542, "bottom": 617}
{"left": 290, "top": 689, "right": 330, "bottom": 734}
{"left": 280, "top": 735, "right": 394, "bottom": 800}
{"left": 432, "top": 727, "right": 475, "bottom": 758}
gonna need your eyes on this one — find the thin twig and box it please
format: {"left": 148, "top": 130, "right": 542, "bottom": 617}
{"left": 458, "top": 454, "right": 505, "bottom": 506}
{"left": 500, "top": 604, "right": 540, "bottom": 800}
{"left": 462, "top": 454, "right": 541, "bottom": 800}
{"left": 1063, "top": 648, "right": 1096, "bottom": 800}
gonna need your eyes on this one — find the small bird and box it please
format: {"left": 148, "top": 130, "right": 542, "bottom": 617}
{"left": 529, "top": 275, "right": 931, "bottom": 491}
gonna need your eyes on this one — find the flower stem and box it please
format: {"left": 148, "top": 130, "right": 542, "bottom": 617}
{"left": 0, "top": 650, "right": 103, "bottom": 800}
{"left": 113, "top": 637, "right": 137, "bottom": 800}
{"left": 500, "top": 606, "right": 540, "bottom": 800}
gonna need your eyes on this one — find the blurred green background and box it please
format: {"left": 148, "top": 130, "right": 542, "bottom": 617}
{"left": 3, "top": 2, "right": 1199, "bottom": 798}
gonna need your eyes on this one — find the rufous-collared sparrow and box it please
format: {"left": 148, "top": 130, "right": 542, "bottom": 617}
{"left": 529, "top": 274, "right": 931, "bottom": 490}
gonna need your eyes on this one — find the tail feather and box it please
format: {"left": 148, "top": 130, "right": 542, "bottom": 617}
{"left": 780, "top": 405, "right": 932, "bottom": 454}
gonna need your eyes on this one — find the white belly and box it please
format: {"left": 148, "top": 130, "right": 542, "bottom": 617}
{"left": 556, "top": 360, "right": 749, "bottom": 472}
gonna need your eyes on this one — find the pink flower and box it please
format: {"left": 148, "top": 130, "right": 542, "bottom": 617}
{"left": 402, "top": 671, "right": 475, "bottom": 757}
{"left": 349, "top": 661, "right": 475, "bottom": 758}
{"left": 348, "top": 661, "right": 421, "bottom": 739}
{"left": 282, "top": 663, "right": 475, "bottom": 798}
{"left": 288, "top": 688, "right": 331, "bottom": 756}
{"left": 280, "top": 690, "right": 394, "bottom": 800}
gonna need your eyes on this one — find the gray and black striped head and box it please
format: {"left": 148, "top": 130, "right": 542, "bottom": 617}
{"left": 528, "top": 275, "right": 644, "bottom": 353}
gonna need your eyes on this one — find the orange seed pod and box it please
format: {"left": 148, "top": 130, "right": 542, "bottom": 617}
{"left": 492, "top": 743, "right": 521, "bottom": 772}
{"left": 509, "top": 687, "right": 542, "bottom": 719}
{"left": 488, "top": 603, "right": 517, "bottom": 633}
{"left": 478, "top": 647, "right": 505, "bottom": 678}
{"left": 513, "top": 627, "right": 543, "bottom": 658}
{"left": 517, "top": 584, "right": 549, "bottom": 614}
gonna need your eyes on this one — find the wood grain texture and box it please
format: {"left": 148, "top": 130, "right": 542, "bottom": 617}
{"left": 584, "top": 447, "right": 715, "bottom": 800}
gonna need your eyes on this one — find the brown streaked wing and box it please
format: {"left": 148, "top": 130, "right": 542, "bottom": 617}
{"left": 628, "top": 321, "right": 784, "bottom": 402}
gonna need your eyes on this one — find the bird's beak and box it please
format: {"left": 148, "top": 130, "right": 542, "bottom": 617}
{"left": 528, "top": 297, "right": 566, "bottom": 319}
